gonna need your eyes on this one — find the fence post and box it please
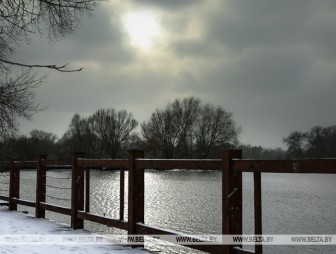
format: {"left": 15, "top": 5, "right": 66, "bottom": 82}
{"left": 9, "top": 159, "right": 19, "bottom": 211}
{"left": 85, "top": 167, "right": 90, "bottom": 213}
{"left": 222, "top": 150, "right": 243, "bottom": 254}
{"left": 254, "top": 172, "right": 263, "bottom": 254}
{"left": 128, "top": 149, "right": 145, "bottom": 235}
{"left": 120, "top": 167, "right": 125, "bottom": 221}
{"left": 71, "top": 152, "right": 85, "bottom": 229}
{"left": 36, "top": 155, "right": 47, "bottom": 218}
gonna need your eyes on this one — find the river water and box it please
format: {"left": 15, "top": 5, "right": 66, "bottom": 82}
{"left": 2, "top": 169, "right": 336, "bottom": 254}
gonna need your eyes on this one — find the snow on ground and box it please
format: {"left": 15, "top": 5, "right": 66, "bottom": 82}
{"left": 0, "top": 207, "right": 147, "bottom": 254}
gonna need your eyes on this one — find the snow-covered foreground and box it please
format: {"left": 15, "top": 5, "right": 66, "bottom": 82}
{"left": 0, "top": 207, "right": 147, "bottom": 254}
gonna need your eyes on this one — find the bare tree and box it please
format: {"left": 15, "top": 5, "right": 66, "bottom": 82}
{"left": 306, "top": 126, "right": 336, "bottom": 158}
{"left": 194, "top": 104, "right": 240, "bottom": 158}
{"left": 0, "top": 70, "right": 45, "bottom": 136}
{"left": 142, "top": 108, "right": 179, "bottom": 158}
{"left": 283, "top": 131, "right": 307, "bottom": 158}
{"left": 171, "top": 97, "right": 200, "bottom": 158}
{"left": 142, "top": 97, "right": 240, "bottom": 159}
{"left": 60, "top": 114, "right": 99, "bottom": 157}
{"left": 0, "top": 0, "right": 102, "bottom": 49}
{"left": 29, "top": 129, "right": 58, "bottom": 157}
{"left": 88, "top": 109, "right": 138, "bottom": 159}
{"left": 1, "top": 0, "right": 103, "bottom": 71}
{"left": 0, "top": 0, "right": 103, "bottom": 137}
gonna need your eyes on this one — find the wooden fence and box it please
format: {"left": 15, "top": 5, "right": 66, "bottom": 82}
{"left": 0, "top": 149, "right": 336, "bottom": 254}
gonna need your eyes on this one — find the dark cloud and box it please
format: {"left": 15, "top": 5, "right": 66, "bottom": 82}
{"left": 169, "top": 39, "right": 219, "bottom": 58}
{"left": 202, "top": 47, "right": 311, "bottom": 94}
{"left": 205, "top": 0, "right": 318, "bottom": 50}
{"left": 128, "top": 0, "right": 203, "bottom": 10}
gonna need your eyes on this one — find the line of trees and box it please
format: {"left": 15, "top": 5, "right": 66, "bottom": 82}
{"left": 239, "top": 145, "right": 287, "bottom": 160}
{"left": 242, "top": 124, "right": 336, "bottom": 159}
{"left": 3, "top": 96, "right": 335, "bottom": 161}
{"left": 283, "top": 125, "right": 336, "bottom": 158}
{"left": 0, "top": 129, "right": 58, "bottom": 160}
{"left": 0, "top": 97, "right": 244, "bottom": 160}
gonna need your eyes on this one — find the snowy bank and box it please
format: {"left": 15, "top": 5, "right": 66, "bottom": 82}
{"left": 0, "top": 207, "right": 147, "bottom": 254}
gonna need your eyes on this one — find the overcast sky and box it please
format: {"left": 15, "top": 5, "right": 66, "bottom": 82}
{"left": 17, "top": 0, "right": 336, "bottom": 148}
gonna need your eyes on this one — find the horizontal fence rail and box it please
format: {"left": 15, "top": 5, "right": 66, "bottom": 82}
{"left": 232, "top": 159, "right": 336, "bottom": 173}
{"left": 77, "top": 158, "right": 128, "bottom": 169}
{"left": 1, "top": 150, "right": 336, "bottom": 254}
{"left": 135, "top": 158, "right": 222, "bottom": 170}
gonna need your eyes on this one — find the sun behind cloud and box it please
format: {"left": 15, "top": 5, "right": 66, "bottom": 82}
{"left": 123, "top": 10, "right": 161, "bottom": 50}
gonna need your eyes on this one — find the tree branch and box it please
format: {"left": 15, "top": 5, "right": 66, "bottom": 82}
{"left": 0, "top": 58, "right": 83, "bottom": 72}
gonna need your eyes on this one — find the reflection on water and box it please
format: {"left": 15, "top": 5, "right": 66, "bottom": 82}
{"left": 10, "top": 170, "right": 336, "bottom": 254}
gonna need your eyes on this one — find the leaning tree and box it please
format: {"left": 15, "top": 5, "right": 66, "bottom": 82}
{"left": 0, "top": 0, "right": 104, "bottom": 137}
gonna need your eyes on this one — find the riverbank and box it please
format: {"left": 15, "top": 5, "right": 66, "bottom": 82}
{"left": 0, "top": 207, "right": 147, "bottom": 254}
